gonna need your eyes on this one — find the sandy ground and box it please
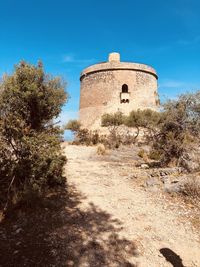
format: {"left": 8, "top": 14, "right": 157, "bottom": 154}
{"left": 64, "top": 145, "right": 200, "bottom": 267}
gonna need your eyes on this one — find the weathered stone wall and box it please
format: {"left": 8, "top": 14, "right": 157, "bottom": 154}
{"left": 79, "top": 53, "right": 159, "bottom": 129}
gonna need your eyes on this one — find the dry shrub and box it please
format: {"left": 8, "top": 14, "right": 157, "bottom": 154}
{"left": 138, "top": 148, "right": 145, "bottom": 158}
{"left": 138, "top": 149, "right": 149, "bottom": 162}
{"left": 183, "top": 175, "right": 200, "bottom": 200}
{"left": 181, "top": 145, "right": 200, "bottom": 172}
{"left": 148, "top": 149, "right": 161, "bottom": 161}
{"left": 96, "top": 144, "right": 106, "bottom": 155}
{"left": 68, "top": 128, "right": 102, "bottom": 146}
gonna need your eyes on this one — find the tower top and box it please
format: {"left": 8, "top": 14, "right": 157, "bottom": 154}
{"left": 108, "top": 52, "right": 120, "bottom": 62}
{"left": 80, "top": 52, "right": 158, "bottom": 80}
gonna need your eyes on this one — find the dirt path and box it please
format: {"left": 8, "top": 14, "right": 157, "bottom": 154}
{"left": 64, "top": 145, "right": 200, "bottom": 267}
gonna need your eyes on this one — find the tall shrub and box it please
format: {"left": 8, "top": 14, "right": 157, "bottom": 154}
{"left": 0, "top": 61, "right": 68, "bottom": 210}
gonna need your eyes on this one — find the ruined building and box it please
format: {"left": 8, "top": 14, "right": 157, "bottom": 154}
{"left": 79, "top": 52, "right": 159, "bottom": 129}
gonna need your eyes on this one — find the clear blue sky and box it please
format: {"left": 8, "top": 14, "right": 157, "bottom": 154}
{"left": 0, "top": 0, "right": 200, "bottom": 134}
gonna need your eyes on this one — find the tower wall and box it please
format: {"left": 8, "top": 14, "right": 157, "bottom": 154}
{"left": 79, "top": 53, "right": 159, "bottom": 129}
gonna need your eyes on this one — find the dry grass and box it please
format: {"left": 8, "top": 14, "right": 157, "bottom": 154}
{"left": 183, "top": 174, "right": 200, "bottom": 201}
{"left": 137, "top": 148, "right": 149, "bottom": 163}
{"left": 96, "top": 144, "right": 107, "bottom": 155}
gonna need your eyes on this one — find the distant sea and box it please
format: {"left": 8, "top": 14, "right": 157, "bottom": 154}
{"left": 63, "top": 130, "right": 74, "bottom": 141}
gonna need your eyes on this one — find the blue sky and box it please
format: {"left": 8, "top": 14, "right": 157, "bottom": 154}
{"left": 0, "top": 0, "right": 200, "bottom": 137}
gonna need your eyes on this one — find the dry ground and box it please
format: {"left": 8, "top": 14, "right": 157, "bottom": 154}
{"left": 64, "top": 145, "right": 200, "bottom": 267}
{"left": 0, "top": 144, "right": 199, "bottom": 267}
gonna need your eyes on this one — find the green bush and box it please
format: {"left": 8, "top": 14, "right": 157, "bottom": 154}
{"left": 65, "top": 120, "right": 81, "bottom": 132}
{"left": 101, "top": 91, "right": 200, "bottom": 168}
{"left": 0, "top": 61, "right": 67, "bottom": 211}
{"left": 101, "top": 112, "right": 124, "bottom": 128}
{"left": 152, "top": 91, "right": 200, "bottom": 167}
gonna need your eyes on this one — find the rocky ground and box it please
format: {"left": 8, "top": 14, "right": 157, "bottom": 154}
{"left": 64, "top": 145, "right": 200, "bottom": 267}
{"left": 0, "top": 144, "right": 199, "bottom": 267}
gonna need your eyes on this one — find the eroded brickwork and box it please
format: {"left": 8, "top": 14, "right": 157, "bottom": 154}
{"left": 79, "top": 53, "right": 159, "bottom": 129}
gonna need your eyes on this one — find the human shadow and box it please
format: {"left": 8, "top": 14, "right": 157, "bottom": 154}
{"left": 0, "top": 185, "right": 138, "bottom": 266}
{"left": 160, "top": 248, "right": 185, "bottom": 267}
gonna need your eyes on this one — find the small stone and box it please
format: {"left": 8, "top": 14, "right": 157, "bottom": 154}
{"left": 171, "top": 180, "right": 179, "bottom": 184}
{"left": 131, "top": 174, "right": 138, "bottom": 179}
{"left": 66, "top": 261, "right": 74, "bottom": 266}
{"left": 164, "top": 182, "right": 184, "bottom": 193}
{"left": 15, "top": 228, "right": 22, "bottom": 234}
{"left": 140, "top": 163, "right": 149, "bottom": 169}
{"left": 160, "top": 176, "right": 169, "bottom": 184}
{"left": 146, "top": 177, "right": 159, "bottom": 187}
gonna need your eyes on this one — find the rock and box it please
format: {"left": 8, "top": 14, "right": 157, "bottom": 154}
{"left": 15, "top": 228, "right": 22, "bottom": 234}
{"left": 150, "top": 171, "right": 159, "bottom": 177}
{"left": 164, "top": 182, "right": 184, "bottom": 193}
{"left": 160, "top": 176, "right": 169, "bottom": 184}
{"left": 140, "top": 163, "right": 149, "bottom": 169}
{"left": 149, "top": 186, "right": 160, "bottom": 192}
{"left": 146, "top": 177, "right": 160, "bottom": 187}
{"left": 66, "top": 261, "right": 74, "bottom": 266}
{"left": 160, "top": 171, "right": 165, "bottom": 176}
{"left": 171, "top": 180, "right": 179, "bottom": 184}
{"left": 182, "top": 160, "right": 200, "bottom": 172}
{"left": 131, "top": 174, "right": 138, "bottom": 179}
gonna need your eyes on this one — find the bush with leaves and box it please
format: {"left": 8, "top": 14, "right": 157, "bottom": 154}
{"left": 101, "top": 93, "right": 200, "bottom": 169}
{"left": 101, "top": 110, "right": 162, "bottom": 147}
{"left": 125, "top": 109, "right": 162, "bottom": 140}
{"left": 101, "top": 112, "right": 126, "bottom": 148}
{"left": 101, "top": 112, "right": 124, "bottom": 129}
{"left": 65, "top": 119, "right": 88, "bottom": 144}
{"left": 0, "top": 61, "right": 67, "bottom": 211}
{"left": 152, "top": 91, "right": 200, "bottom": 167}
{"left": 125, "top": 95, "right": 200, "bottom": 168}
{"left": 65, "top": 119, "right": 81, "bottom": 133}
{"left": 66, "top": 119, "right": 104, "bottom": 146}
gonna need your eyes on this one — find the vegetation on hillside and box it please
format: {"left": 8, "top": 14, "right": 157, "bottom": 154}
{"left": 153, "top": 92, "right": 200, "bottom": 167}
{"left": 66, "top": 91, "right": 200, "bottom": 170}
{"left": 101, "top": 91, "right": 200, "bottom": 169}
{"left": 65, "top": 120, "right": 100, "bottom": 145}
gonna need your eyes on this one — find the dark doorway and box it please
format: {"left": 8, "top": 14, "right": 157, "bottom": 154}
{"left": 122, "top": 84, "right": 128, "bottom": 93}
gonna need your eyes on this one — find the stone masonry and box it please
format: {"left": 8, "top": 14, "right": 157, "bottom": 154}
{"left": 79, "top": 52, "right": 159, "bottom": 129}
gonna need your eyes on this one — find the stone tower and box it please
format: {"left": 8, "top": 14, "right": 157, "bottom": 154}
{"left": 79, "top": 52, "right": 159, "bottom": 129}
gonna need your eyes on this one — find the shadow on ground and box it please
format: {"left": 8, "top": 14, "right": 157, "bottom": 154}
{"left": 0, "top": 185, "right": 138, "bottom": 267}
{"left": 160, "top": 248, "right": 185, "bottom": 267}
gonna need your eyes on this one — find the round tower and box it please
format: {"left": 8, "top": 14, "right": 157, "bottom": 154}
{"left": 79, "top": 52, "right": 159, "bottom": 129}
